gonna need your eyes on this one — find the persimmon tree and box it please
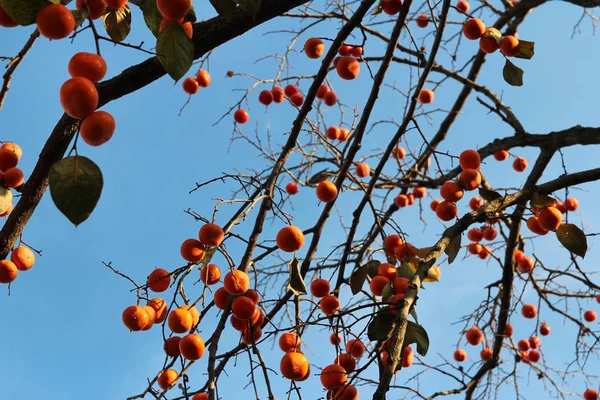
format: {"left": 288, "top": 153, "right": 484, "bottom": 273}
{"left": 1, "top": 0, "right": 600, "bottom": 399}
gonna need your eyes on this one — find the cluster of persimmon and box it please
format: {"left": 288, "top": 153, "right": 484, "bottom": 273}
{"left": 182, "top": 69, "right": 211, "bottom": 95}
{"left": 462, "top": 18, "right": 520, "bottom": 57}
{"left": 492, "top": 149, "right": 529, "bottom": 172}
{"left": 526, "top": 199, "right": 577, "bottom": 236}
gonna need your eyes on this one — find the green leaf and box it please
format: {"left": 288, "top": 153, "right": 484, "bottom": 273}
{"left": 0, "top": 0, "right": 50, "bottom": 25}
{"left": 209, "top": 0, "right": 236, "bottom": 20}
{"left": 350, "top": 265, "right": 368, "bottom": 295}
{"left": 287, "top": 257, "right": 307, "bottom": 296}
{"left": 157, "top": 20, "right": 194, "bottom": 82}
{"left": 556, "top": 224, "right": 587, "bottom": 258}
{"left": 503, "top": 59, "right": 524, "bottom": 87}
{"left": 48, "top": 156, "right": 103, "bottom": 226}
{"left": 201, "top": 247, "right": 218, "bottom": 265}
{"left": 410, "top": 308, "right": 419, "bottom": 324}
{"left": 101, "top": 4, "right": 131, "bottom": 42}
{"left": 139, "top": 0, "right": 162, "bottom": 37}
{"left": 397, "top": 260, "right": 424, "bottom": 289}
{"left": 530, "top": 192, "right": 558, "bottom": 208}
{"left": 365, "top": 260, "right": 381, "bottom": 279}
{"left": 483, "top": 27, "right": 502, "bottom": 44}
{"left": 367, "top": 308, "right": 396, "bottom": 342}
{"left": 514, "top": 40, "right": 535, "bottom": 60}
{"left": 404, "top": 321, "right": 429, "bottom": 356}
{"left": 381, "top": 282, "right": 393, "bottom": 302}
{"left": 0, "top": 186, "right": 13, "bottom": 215}
{"left": 236, "top": 0, "right": 260, "bottom": 16}
{"left": 71, "top": 9, "right": 87, "bottom": 28}
{"left": 445, "top": 235, "right": 461, "bottom": 264}
{"left": 479, "top": 187, "right": 502, "bottom": 202}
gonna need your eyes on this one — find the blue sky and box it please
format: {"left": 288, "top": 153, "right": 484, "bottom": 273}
{"left": 0, "top": 1, "right": 599, "bottom": 399}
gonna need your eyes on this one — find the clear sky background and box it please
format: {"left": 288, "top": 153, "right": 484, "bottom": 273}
{"left": 0, "top": 1, "right": 599, "bottom": 399}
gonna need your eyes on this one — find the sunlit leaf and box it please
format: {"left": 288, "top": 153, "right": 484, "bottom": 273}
{"left": 483, "top": 27, "right": 502, "bottom": 44}
{"left": 514, "top": 40, "right": 535, "bottom": 60}
{"left": 287, "top": 257, "right": 307, "bottom": 295}
{"left": 0, "top": 186, "right": 13, "bottom": 215}
{"left": 49, "top": 156, "right": 103, "bottom": 226}
{"left": 556, "top": 224, "right": 587, "bottom": 258}
{"left": 503, "top": 59, "right": 524, "bottom": 87}
{"left": 101, "top": 4, "right": 131, "bottom": 42}
{"left": 371, "top": 1, "right": 383, "bottom": 15}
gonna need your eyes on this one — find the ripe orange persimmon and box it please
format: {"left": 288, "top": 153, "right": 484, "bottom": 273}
{"left": 378, "top": 263, "right": 398, "bottom": 281}
{"left": 526, "top": 216, "right": 548, "bottom": 235}
{"left": 514, "top": 249, "right": 524, "bottom": 262}
{"left": 157, "top": 369, "right": 178, "bottom": 390}
{"left": 320, "top": 295, "right": 341, "bottom": 315}
{"left": 156, "top": 0, "right": 190, "bottom": 21}
{"left": 369, "top": 275, "right": 390, "bottom": 296}
{"left": 69, "top": 52, "right": 107, "bottom": 82}
{"left": 584, "top": 310, "right": 597, "bottom": 322}
{"left": 440, "top": 181, "right": 464, "bottom": 202}
{"left": 310, "top": 278, "right": 330, "bottom": 297}
{"left": 494, "top": 149, "right": 509, "bottom": 161}
{"left": 326, "top": 126, "right": 340, "bottom": 140}
{"left": 392, "top": 146, "right": 406, "bottom": 160}
{"left": 106, "top": 0, "right": 128, "bottom": 7}
{"left": 182, "top": 77, "right": 199, "bottom": 94}
{"left": 0, "top": 260, "right": 18, "bottom": 284}
{"left": 0, "top": 6, "right": 18, "bottom": 27}
{"left": 141, "top": 306, "right": 156, "bottom": 330}
{"left": 276, "top": 225, "right": 304, "bottom": 252}
{"left": 147, "top": 298, "right": 168, "bottom": 323}
{"left": 504, "top": 323, "right": 514, "bottom": 337}
{"left": 456, "top": 0, "right": 470, "bottom": 12}
{"left": 500, "top": 35, "right": 520, "bottom": 57}
{"left": 159, "top": 18, "right": 193, "bottom": 38}
{"left": 3, "top": 167, "right": 24, "bottom": 188}
{"left": 316, "top": 84, "right": 329, "bottom": 99}
{"left": 521, "top": 304, "right": 537, "bottom": 319}
{"left": 384, "top": 234, "right": 402, "bottom": 255}
{"left": 538, "top": 207, "right": 562, "bottom": 231}
{"left": 258, "top": 90, "right": 273, "bottom": 105}
{"left": 200, "top": 264, "right": 221, "bottom": 285}
{"left": 528, "top": 335, "right": 540, "bottom": 349}
{"left": 352, "top": 47, "right": 363, "bottom": 57}
{"left": 383, "top": 0, "right": 402, "bottom": 15}
{"left": 168, "top": 308, "right": 193, "bottom": 333}
{"left": 394, "top": 194, "right": 409, "bottom": 208}
{"left": 454, "top": 349, "right": 467, "bottom": 362}
{"left": 195, "top": 70, "right": 211, "bottom": 87}
{"left": 517, "top": 256, "right": 534, "bottom": 273}
{"left": 335, "top": 353, "right": 357, "bottom": 373}
{"left": 336, "top": 56, "right": 360, "bottom": 80}
{"left": 60, "top": 77, "right": 98, "bottom": 119}
{"left": 513, "top": 157, "right": 528, "bottom": 172}
{"left": 304, "top": 37, "right": 325, "bottom": 59}
{"left": 330, "top": 333, "right": 342, "bottom": 345}
{"left": 164, "top": 336, "right": 182, "bottom": 357}
{"left": 80, "top": 111, "right": 116, "bottom": 146}
{"left": 180, "top": 238, "right": 205, "bottom": 263}
{"left": 517, "top": 338, "right": 530, "bottom": 351}
{"left": 478, "top": 246, "right": 491, "bottom": 259}
{"left": 279, "top": 332, "right": 301, "bottom": 352}
{"left": 392, "top": 277, "right": 409, "bottom": 294}
{"left": 556, "top": 202, "right": 567, "bottom": 213}
{"left": 459, "top": 169, "right": 481, "bottom": 191}
{"left": 285, "top": 182, "right": 299, "bottom": 195}
{"left": 324, "top": 90, "right": 338, "bottom": 106}
{"left": 466, "top": 326, "right": 483, "bottom": 345}
{"left": 565, "top": 197, "right": 579, "bottom": 211}
{"left": 468, "top": 242, "right": 483, "bottom": 255}
{"left": 463, "top": 18, "right": 486, "bottom": 40}
{"left": 290, "top": 92, "right": 304, "bottom": 106}
{"left": 416, "top": 14, "right": 429, "bottom": 28}
{"left": 11, "top": 246, "right": 34, "bottom": 271}
{"left": 317, "top": 181, "right": 338, "bottom": 203}
{"left": 356, "top": 163, "right": 370, "bottom": 178}
{"left": 584, "top": 389, "right": 599, "bottom": 400}
{"left": 430, "top": 199, "right": 441, "bottom": 211}
{"left": 395, "top": 242, "right": 416, "bottom": 259}
{"left": 122, "top": 305, "right": 149, "bottom": 331}
{"left": 479, "top": 35, "right": 499, "bottom": 54}
{"left": 241, "top": 326, "right": 263, "bottom": 344}
{"left": 469, "top": 196, "right": 484, "bottom": 210}
{"left": 467, "top": 228, "right": 483, "bottom": 242}
{"left": 436, "top": 201, "right": 458, "bottom": 221}
{"left": 418, "top": 89, "right": 434, "bottom": 104}
{"left": 147, "top": 268, "right": 170, "bottom": 292}
{"left": 223, "top": 270, "right": 250, "bottom": 295}
{"left": 459, "top": 149, "right": 481, "bottom": 169}
{"left": 338, "top": 128, "right": 350, "bottom": 141}
{"left": 280, "top": 351, "right": 309, "bottom": 380}
{"left": 284, "top": 84, "right": 298, "bottom": 97}
{"left": 1, "top": 143, "right": 22, "bottom": 159}
{"left": 199, "top": 223, "right": 224, "bottom": 247}
{"left": 192, "top": 393, "right": 208, "bottom": 400}
{"left": 179, "top": 333, "right": 205, "bottom": 360}
{"left": 480, "top": 347, "right": 493, "bottom": 361}
{"left": 232, "top": 296, "right": 256, "bottom": 320}
{"left": 37, "top": 4, "right": 75, "bottom": 40}
{"left": 482, "top": 226, "right": 497, "bottom": 241}
{"left": 320, "top": 364, "right": 347, "bottom": 388}
{"left": 0, "top": 149, "right": 18, "bottom": 171}
{"left": 346, "top": 339, "right": 365, "bottom": 358}
{"left": 234, "top": 109, "right": 249, "bottom": 124}
{"left": 402, "top": 345, "right": 414, "bottom": 368}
